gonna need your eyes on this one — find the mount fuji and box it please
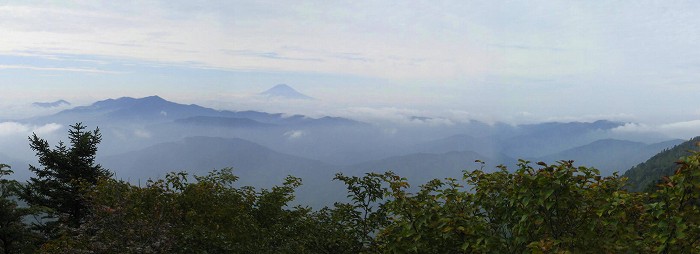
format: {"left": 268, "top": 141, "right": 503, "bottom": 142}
{"left": 260, "top": 84, "right": 314, "bottom": 100}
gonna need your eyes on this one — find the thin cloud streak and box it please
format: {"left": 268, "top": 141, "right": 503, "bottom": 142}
{"left": 0, "top": 64, "right": 120, "bottom": 74}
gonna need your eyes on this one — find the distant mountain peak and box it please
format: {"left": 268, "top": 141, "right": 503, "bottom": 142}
{"left": 260, "top": 84, "right": 314, "bottom": 100}
{"left": 142, "top": 95, "right": 165, "bottom": 101}
{"left": 114, "top": 95, "right": 166, "bottom": 103}
{"left": 32, "top": 99, "right": 70, "bottom": 108}
{"left": 41, "top": 94, "right": 360, "bottom": 128}
{"left": 89, "top": 95, "right": 170, "bottom": 109}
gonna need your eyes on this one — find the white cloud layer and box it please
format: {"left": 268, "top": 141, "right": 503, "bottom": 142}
{"left": 0, "top": 122, "right": 62, "bottom": 137}
{"left": 0, "top": 101, "right": 74, "bottom": 120}
{"left": 612, "top": 120, "right": 700, "bottom": 139}
{"left": 33, "top": 123, "right": 62, "bottom": 135}
{"left": 0, "top": 122, "right": 29, "bottom": 136}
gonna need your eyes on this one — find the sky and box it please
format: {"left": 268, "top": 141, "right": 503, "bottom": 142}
{"left": 1, "top": 1, "right": 700, "bottom": 128}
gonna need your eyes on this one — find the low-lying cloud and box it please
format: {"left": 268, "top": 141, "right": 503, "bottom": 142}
{"left": 0, "top": 122, "right": 30, "bottom": 136}
{"left": 612, "top": 120, "right": 700, "bottom": 139}
{"left": 0, "top": 122, "right": 62, "bottom": 137}
{"left": 33, "top": 123, "right": 62, "bottom": 135}
{"left": 0, "top": 102, "right": 73, "bottom": 120}
{"left": 284, "top": 130, "right": 305, "bottom": 139}
{"left": 339, "top": 107, "right": 469, "bottom": 126}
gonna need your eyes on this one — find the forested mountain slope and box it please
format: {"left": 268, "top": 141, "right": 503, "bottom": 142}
{"left": 623, "top": 136, "right": 700, "bottom": 191}
{"left": 537, "top": 139, "right": 683, "bottom": 176}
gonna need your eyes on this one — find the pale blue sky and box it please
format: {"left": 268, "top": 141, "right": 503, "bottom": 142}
{"left": 1, "top": 1, "right": 700, "bottom": 129}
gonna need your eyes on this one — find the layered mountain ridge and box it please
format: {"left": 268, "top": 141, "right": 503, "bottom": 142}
{"left": 1, "top": 89, "right": 690, "bottom": 204}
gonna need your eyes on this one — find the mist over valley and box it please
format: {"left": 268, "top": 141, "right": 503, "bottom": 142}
{"left": 0, "top": 85, "right": 689, "bottom": 205}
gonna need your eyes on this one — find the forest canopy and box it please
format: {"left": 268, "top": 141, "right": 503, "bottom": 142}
{"left": 2, "top": 124, "right": 700, "bottom": 253}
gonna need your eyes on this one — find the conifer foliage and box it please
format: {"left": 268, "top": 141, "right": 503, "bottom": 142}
{"left": 21, "top": 123, "right": 112, "bottom": 232}
{"left": 0, "top": 164, "right": 39, "bottom": 254}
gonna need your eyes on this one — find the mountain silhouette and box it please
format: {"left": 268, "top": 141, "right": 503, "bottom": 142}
{"left": 33, "top": 95, "right": 357, "bottom": 127}
{"left": 536, "top": 138, "right": 683, "bottom": 176}
{"left": 260, "top": 84, "right": 314, "bottom": 100}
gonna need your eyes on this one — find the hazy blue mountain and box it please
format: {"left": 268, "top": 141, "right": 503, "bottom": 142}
{"left": 16, "top": 95, "right": 662, "bottom": 187}
{"left": 260, "top": 84, "right": 314, "bottom": 100}
{"left": 15, "top": 95, "right": 369, "bottom": 165}
{"left": 344, "top": 150, "right": 516, "bottom": 186}
{"left": 536, "top": 139, "right": 684, "bottom": 176}
{"left": 0, "top": 152, "right": 31, "bottom": 180}
{"left": 173, "top": 116, "right": 277, "bottom": 129}
{"left": 312, "top": 116, "right": 363, "bottom": 126}
{"left": 645, "top": 139, "right": 690, "bottom": 154}
{"left": 410, "top": 120, "right": 627, "bottom": 160}
{"left": 32, "top": 100, "right": 70, "bottom": 108}
{"left": 499, "top": 120, "right": 626, "bottom": 157}
{"left": 516, "top": 120, "right": 622, "bottom": 134}
{"left": 413, "top": 134, "right": 501, "bottom": 158}
{"left": 100, "top": 136, "right": 346, "bottom": 206}
{"left": 101, "top": 136, "right": 334, "bottom": 185}
{"left": 35, "top": 95, "right": 209, "bottom": 124}
{"left": 31, "top": 95, "right": 359, "bottom": 127}
{"left": 623, "top": 137, "right": 700, "bottom": 192}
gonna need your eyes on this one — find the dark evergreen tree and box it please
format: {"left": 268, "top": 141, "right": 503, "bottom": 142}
{"left": 0, "top": 164, "right": 38, "bottom": 254}
{"left": 20, "top": 123, "right": 112, "bottom": 233}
